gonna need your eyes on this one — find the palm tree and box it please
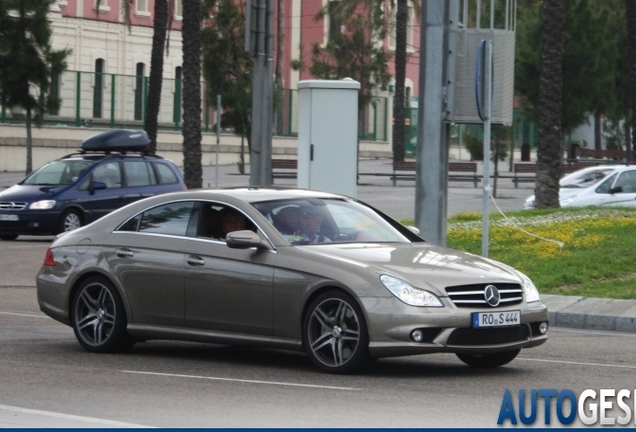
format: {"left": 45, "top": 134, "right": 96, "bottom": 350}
{"left": 145, "top": 0, "right": 169, "bottom": 154}
{"left": 534, "top": 0, "right": 566, "bottom": 209}
{"left": 627, "top": 0, "right": 636, "bottom": 163}
{"left": 181, "top": 0, "right": 203, "bottom": 189}
{"left": 391, "top": 0, "right": 408, "bottom": 162}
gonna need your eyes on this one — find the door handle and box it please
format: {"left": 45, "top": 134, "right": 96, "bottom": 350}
{"left": 116, "top": 249, "right": 134, "bottom": 258}
{"left": 186, "top": 256, "right": 205, "bottom": 266}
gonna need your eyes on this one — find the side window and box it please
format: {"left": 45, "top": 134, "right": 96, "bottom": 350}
{"left": 118, "top": 214, "right": 142, "bottom": 232}
{"left": 92, "top": 162, "right": 122, "bottom": 189}
{"left": 596, "top": 173, "right": 618, "bottom": 194}
{"left": 197, "top": 202, "right": 256, "bottom": 240}
{"left": 138, "top": 201, "right": 195, "bottom": 236}
{"left": 154, "top": 162, "right": 179, "bottom": 184}
{"left": 614, "top": 171, "right": 636, "bottom": 194}
{"left": 124, "top": 161, "right": 156, "bottom": 187}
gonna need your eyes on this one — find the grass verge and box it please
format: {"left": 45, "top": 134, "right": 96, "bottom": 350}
{"left": 402, "top": 207, "right": 636, "bottom": 299}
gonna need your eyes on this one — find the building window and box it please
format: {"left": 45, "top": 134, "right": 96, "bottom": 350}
{"left": 134, "top": 62, "right": 145, "bottom": 121}
{"left": 173, "top": 66, "right": 182, "bottom": 125}
{"left": 175, "top": 0, "right": 183, "bottom": 19}
{"left": 50, "top": 71, "right": 60, "bottom": 116}
{"left": 93, "top": 0, "right": 110, "bottom": 13}
{"left": 93, "top": 59, "right": 104, "bottom": 119}
{"left": 136, "top": 0, "right": 147, "bottom": 12}
{"left": 327, "top": 1, "right": 342, "bottom": 41}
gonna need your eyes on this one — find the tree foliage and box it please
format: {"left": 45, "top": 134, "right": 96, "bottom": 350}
{"left": 309, "top": 0, "right": 392, "bottom": 115}
{"left": 0, "top": 0, "right": 71, "bottom": 174}
{"left": 201, "top": 0, "right": 253, "bottom": 153}
{"left": 515, "top": 0, "right": 622, "bottom": 136}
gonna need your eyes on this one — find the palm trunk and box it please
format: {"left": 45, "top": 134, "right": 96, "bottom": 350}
{"left": 392, "top": 0, "right": 407, "bottom": 162}
{"left": 146, "top": 0, "right": 169, "bottom": 154}
{"left": 181, "top": 0, "right": 203, "bottom": 189}
{"left": 535, "top": 0, "right": 566, "bottom": 209}
{"left": 627, "top": 0, "right": 636, "bottom": 163}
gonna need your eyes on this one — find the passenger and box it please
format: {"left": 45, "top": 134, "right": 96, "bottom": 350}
{"left": 219, "top": 209, "right": 246, "bottom": 238}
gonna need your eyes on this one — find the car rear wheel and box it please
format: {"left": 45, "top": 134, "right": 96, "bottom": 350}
{"left": 303, "top": 290, "right": 371, "bottom": 374}
{"left": 0, "top": 235, "right": 18, "bottom": 241}
{"left": 72, "top": 276, "right": 134, "bottom": 353}
{"left": 456, "top": 349, "right": 521, "bottom": 368}
{"left": 58, "top": 209, "right": 82, "bottom": 233}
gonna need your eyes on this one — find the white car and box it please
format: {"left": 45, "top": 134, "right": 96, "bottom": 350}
{"left": 524, "top": 165, "right": 636, "bottom": 209}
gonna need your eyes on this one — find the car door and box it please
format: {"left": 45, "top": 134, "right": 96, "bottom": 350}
{"left": 603, "top": 169, "right": 636, "bottom": 207}
{"left": 76, "top": 161, "right": 127, "bottom": 221}
{"left": 103, "top": 200, "right": 198, "bottom": 326}
{"left": 183, "top": 202, "right": 276, "bottom": 335}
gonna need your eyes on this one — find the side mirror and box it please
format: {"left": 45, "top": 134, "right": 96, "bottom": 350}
{"left": 225, "top": 230, "right": 269, "bottom": 249}
{"left": 609, "top": 186, "right": 623, "bottom": 194}
{"left": 92, "top": 181, "right": 107, "bottom": 190}
{"left": 405, "top": 226, "right": 420, "bottom": 235}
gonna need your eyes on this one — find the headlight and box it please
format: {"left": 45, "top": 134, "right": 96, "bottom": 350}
{"left": 516, "top": 271, "right": 541, "bottom": 303}
{"left": 380, "top": 275, "right": 443, "bottom": 307}
{"left": 559, "top": 195, "right": 577, "bottom": 206}
{"left": 29, "top": 200, "right": 56, "bottom": 210}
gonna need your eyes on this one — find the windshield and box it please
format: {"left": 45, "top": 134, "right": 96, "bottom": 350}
{"left": 22, "top": 160, "right": 94, "bottom": 186}
{"left": 252, "top": 198, "right": 412, "bottom": 245}
{"left": 561, "top": 168, "right": 615, "bottom": 189}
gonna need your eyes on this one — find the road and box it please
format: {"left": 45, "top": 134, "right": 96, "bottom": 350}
{"left": 1, "top": 238, "right": 636, "bottom": 427}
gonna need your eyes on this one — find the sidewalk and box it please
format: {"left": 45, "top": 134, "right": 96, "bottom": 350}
{"left": 1, "top": 160, "right": 635, "bottom": 335}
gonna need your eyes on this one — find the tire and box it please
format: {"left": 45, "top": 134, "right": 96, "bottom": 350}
{"left": 303, "top": 290, "right": 371, "bottom": 374}
{"left": 71, "top": 276, "right": 134, "bottom": 353}
{"left": 58, "top": 209, "right": 83, "bottom": 234}
{"left": 456, "top": 349, "right": 521, "bottom": 368}
{"left": 0, "top": 235, "right": 18, "bottom": 241}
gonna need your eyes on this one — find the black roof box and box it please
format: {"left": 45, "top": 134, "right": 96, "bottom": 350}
{"left": 81, "top": 129, "right": 151, "bottom": 153}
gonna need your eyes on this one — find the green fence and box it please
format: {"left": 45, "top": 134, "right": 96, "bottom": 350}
{"left": 1, "top": 70, "right": 389, "bottom": 141}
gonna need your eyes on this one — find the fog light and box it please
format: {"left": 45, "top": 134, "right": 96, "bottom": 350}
{"left": 539, "top": 322, "right": 549, "bottom": 334}
{"left": 411, "top": 329, "right": 424, "bottom": 343}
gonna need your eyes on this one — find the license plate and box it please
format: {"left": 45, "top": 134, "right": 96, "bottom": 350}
{"left": 472, "top": 310, "right": 520, "bottom": 328}
{"left": 0, "top": 214, "right": 19, "bottom": 221}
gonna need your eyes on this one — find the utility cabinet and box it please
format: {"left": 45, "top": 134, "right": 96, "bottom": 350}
{"left": 297, "top": 79, "right": 360, "bottom": 197}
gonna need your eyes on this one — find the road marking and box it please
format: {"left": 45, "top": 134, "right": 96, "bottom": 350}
{"left": 518, "top": 358, "right": 636, "bottom": 370}
{"left": 0, "top": 404, "right": 149, "bottom": 427}
{"left": 0, "top": 311, "right": 49, "bottom": 319}
{"left": 121, "top": 370, "right": 361, "bottom": 391}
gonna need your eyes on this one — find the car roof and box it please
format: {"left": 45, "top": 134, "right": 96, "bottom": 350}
{"left": 198, "top": 187, "right": 348, "bottom": 203}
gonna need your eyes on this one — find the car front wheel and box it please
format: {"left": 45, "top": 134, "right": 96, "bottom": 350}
{"left": 303, "top": 290, "right": 371, "bottom": 374}
{"left": 72, "top": 276, "right": 134, "bottom": 353}
{"left": 456, "top": 349, "right": 521, "bottom": 368}
{"left": 58, "top": 209, "right": 82, "bottom": 233}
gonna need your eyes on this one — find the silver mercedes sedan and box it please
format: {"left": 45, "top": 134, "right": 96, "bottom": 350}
{"left": 36, "top": 188, "right": 548, "bottom": 374}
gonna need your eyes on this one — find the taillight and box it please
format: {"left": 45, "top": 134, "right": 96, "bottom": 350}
{"left": 43, "top": 248, "right": 55, "bottom": 266}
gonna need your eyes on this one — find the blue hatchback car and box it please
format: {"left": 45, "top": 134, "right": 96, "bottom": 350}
{"left": 0, "top": 129, "right": 186, "bottom": 240}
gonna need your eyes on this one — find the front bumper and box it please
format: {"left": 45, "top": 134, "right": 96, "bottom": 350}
{"left": 361, "top": 297, "right": 549, "bottom": 358}
{"left": 0, "top": 210, "right": 60, "bottom": 235}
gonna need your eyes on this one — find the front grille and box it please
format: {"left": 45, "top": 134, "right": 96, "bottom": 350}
{"left": 447, "top": 325, "right": 530, "bottom": 346}
{"left": 0, "top": 202, "right": 27, "bottom": 210}
{"left": 445, "top": 283, "right": 523, "bottom": 308}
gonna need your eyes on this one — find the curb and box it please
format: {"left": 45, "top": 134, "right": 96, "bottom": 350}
{"left": 541, "top": 294, "right": 636, "bottom": 333}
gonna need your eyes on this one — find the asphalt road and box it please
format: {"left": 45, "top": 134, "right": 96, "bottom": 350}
{"left": 1, "top": 238, "right": 636, "bottom": 427}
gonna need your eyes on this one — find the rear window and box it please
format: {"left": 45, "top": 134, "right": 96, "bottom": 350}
{"left": 124, "top": 161, "right": 157, "bottom": 187}
{"left": 118, "top": 202, "right": 196, "bottom": 236}
{"left": 154, "top": 163, "right": 179, "bottom": 185}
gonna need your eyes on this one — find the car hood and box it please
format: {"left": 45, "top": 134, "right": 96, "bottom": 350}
{"left": 298, "top": 242, "right": 522, "bottom": 294}
{"left": 0, "top": 184, "right": 66, "bottom": 202}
